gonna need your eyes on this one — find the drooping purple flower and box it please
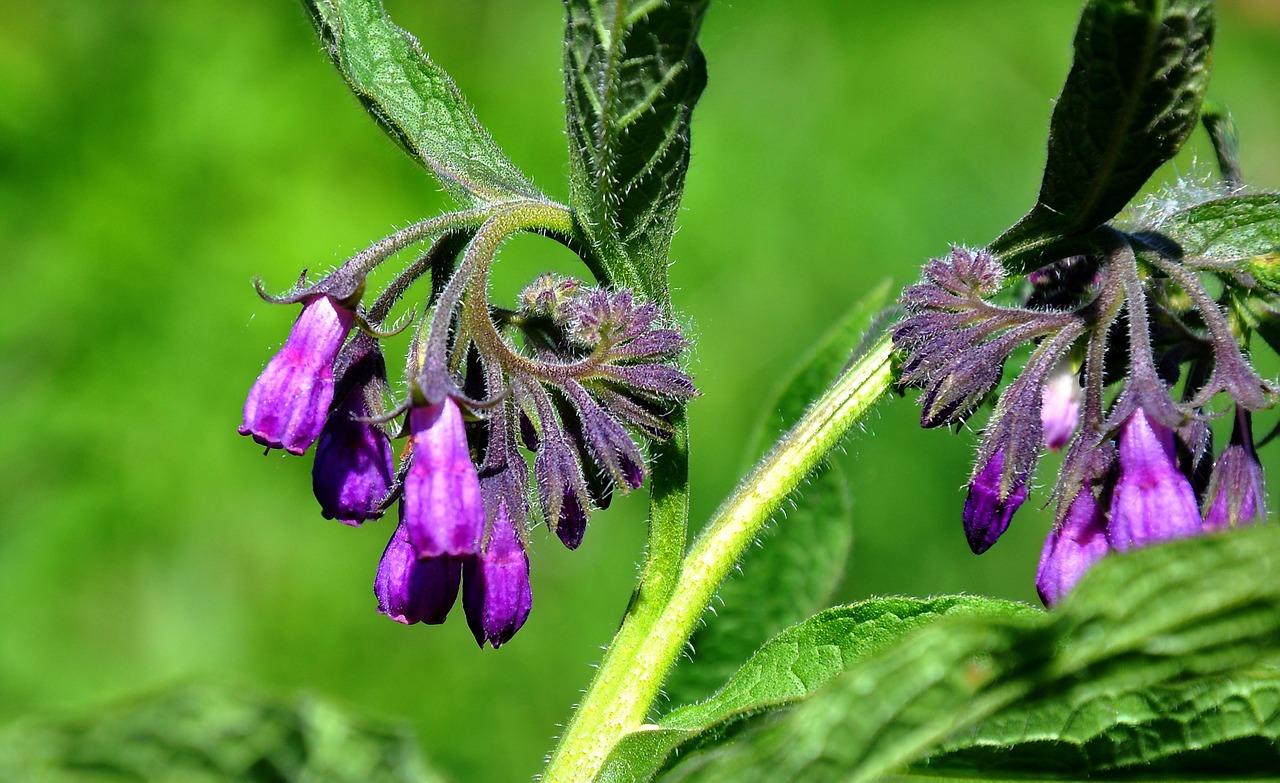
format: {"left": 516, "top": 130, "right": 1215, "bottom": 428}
{"left": 1203, "top": 410, "right": 1265, "bottom": 531}
{"left": 240, "top": 295, "right": 355, "bottom": 454}
{"left": 1041, "top": 360, "right": 1082, "bottom": 451}
{"left": 962, "top": 448, "right": 1028, "bottom": 554}
{"left": 1036, "top": 483, "right": 1110, "bottom": 607}
{"left": 463, "top": 500, "right": 533, "bottom": 649}
{"left": 1107, "top": 408, "right": 1203, "bottom": 551}
{"left": 312, "top": 387, "right": 395, "bottom": 526}
{"left": 403, "top": 398, "right": 485, "bottom": 558}
{"left": 375, "top": 519, "right": 462, "bottom": 625}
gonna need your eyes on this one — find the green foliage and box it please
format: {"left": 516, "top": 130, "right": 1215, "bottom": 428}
{"left": 1154, "top": 193, "right": 1280, "bottom": 262}
{"left": 302, "top": 0, "right": 543, "bottom": 206}
{"left": 598, "top": 597, "right": 1035, "bottom": 782}
{"left": 655, "top": 526, "right": 1280, "bottom": 782}
{"left": 991, "top": 0, "right": 1215, "bottom": 272}
{"left": 0, "top": 684, "right": 442, "bottom": 783}
{"left": 664, "top": 284, "right": 894, "bottom": 706}
{"left": 921, "top": 668, "right": 1280, "bottom": 776}
{"left": 563, "top": 0, "right": 709, "bottom": 302}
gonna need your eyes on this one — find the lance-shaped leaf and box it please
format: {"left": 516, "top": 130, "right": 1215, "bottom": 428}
{"left": 595, "top": 597, "right": 1036, "bottom": 783}
{"left": 563, "top": 0, "right": 709, "bottom": 303}
{"left": 990, "top": 0, "right": 1215, "bottom": 273}
{"left": 663, "top": 284, "right": 894, "bottom": 706}
{"left": 304, "top": 0, "right": 543, "bottom": 206}
{"left": 919, "top": 669, "right": 1280, "bottom": 777}
{"left": 657, "top": 525, "right": 1280, "bottom": 783}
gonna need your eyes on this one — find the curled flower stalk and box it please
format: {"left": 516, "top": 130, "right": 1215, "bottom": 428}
{"left": 238, "top": 199, "right": 696, "bottom": 647}
{"left": 896, "top": 216, "right": 1278, "bottom": 605}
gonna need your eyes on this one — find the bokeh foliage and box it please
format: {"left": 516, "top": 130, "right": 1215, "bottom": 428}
{"left": 1, "top": 1, "right": 1279, "bottom": 780}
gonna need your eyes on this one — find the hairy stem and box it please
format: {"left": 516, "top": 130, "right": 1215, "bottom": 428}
{"left": 542, "top": 333, "right": 896, "bottom": 782}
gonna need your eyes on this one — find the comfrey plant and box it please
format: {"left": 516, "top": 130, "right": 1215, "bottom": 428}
{"left": 896, "top": 229, "right": 1272, "bottom": 605}
{"left": 217, "top": 0, "right": 1280, "bottom": 781}
{"left": 240, "top": 184, "right": 694, "bottom": 647}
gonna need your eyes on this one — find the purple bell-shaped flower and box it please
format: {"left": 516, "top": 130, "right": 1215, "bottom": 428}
{"left": 1036, "top": 483, "right": 1110, "bottom": 607}
{"left": 1107, "top": 408, "right": 1202, "bottom": 550}
{"left": 403, "top": 398, "right": 485, "bottom": 558}
{"left": 240, "top": 295, "right": 355, "bottom": 455}
{"left": 374, "top": 519, "right": 462, "bottom": 625}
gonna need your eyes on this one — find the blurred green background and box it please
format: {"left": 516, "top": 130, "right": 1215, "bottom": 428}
{"left": 2, "top": 1, "right": 1278, "bottom": 780}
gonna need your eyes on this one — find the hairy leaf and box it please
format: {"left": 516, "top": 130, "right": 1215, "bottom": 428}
{"left": 563, "top": 0, "right": 709, "bottom": 302}
{"left": 663, "top": 285, "right": 895, "bottom": 706}
{"left": 920, "top": 668, "right": 1280, "bottom": 776}
{"left": 304, "top": 0, "right": 542, "bottom": 206}
{"left": 0, "top": 683, "right": 442, "bottom": 782}
{"left": 658, "top": 525, "right": 1280, "bottom": 783}
{"left": 597, "top": 597, "right": 1035, "bottom": 783}
{"left": 1148, "top": 193, "right": 1280, "bottom": 261}
{"left": 991, "top": 0, "right": 1215, "bottom": 273}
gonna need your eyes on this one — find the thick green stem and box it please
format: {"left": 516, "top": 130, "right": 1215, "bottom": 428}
{"left": 542, "top": 334, "right": 896, "bottom": 782}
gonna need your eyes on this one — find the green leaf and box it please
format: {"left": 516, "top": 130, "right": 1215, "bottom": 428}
{"left": 1150, "top": 193, "right": 1280, "bottom": 261}
{"left": 658, "top": 525, "right": 1280, "bottom": 783}
{"left": 303, "top": 0, "right": 543, "bottom": 206}
{"left": 1201, "top": 100, "right": 1242, "bottom": 185}
{"left": 563, "top": 0, "right": 709, "bottom": 303}
{"left": 596, "top": 597, "right": 1035, "bottom": 783}
{"left": 663, "top": 285, "right": 895, "bottom": 706}
{"left": 0, "top": 683, "right": 442, "bottom": 782}
{"left": 990, "top": 0, "right": 1215, "bottom": 273}
{"left": 920, "top": 668, "right": 1280, "bottom": 777}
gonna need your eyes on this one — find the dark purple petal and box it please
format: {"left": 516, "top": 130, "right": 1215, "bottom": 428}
{"left": 403, "top": 399, "right": 485, "bottom": 558}
{"left": 463, "top": 501, "right": 533, "bottom": 648}
{"left": 962, "top": 449, "right": 1027, "bottom": 554}
{"left": 312, "top": 389, "right": 395, "bottom": 525}
{"left": 518, "top": 410, "right": 540, "bottom": 452}
{"left": 1036, "top": 485, "right": 1110, "bottom": 607}
{"left": 1107, "top": 408, "right": 1202, "bottom": 551}
{"left": 555, "top": 490, "right": 588, "bottom": 550}
{"left": 374, "top": 521, "right": 462, "bottom": 625}
{"left": 240, "top": 296, "right": 354, "bottom": 454}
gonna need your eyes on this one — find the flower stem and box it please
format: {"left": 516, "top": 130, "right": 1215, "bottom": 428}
{"left": 542, "top": 333, "right": 896, "bottom": 782}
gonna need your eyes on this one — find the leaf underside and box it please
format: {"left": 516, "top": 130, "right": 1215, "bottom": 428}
{"left": 303, "top": 0, "right": 543, "bottom": 206}
{"left": 990, "top": 0, "right": 1215, "bottom": 272}
{"left": 563, "top": 0, "right": 709, "bottom": 303}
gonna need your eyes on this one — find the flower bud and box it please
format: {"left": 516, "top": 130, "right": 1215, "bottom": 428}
{"left": 463, "top": 501, "right": 533, "bottom": 649}
{"left": 240, "top": 295, "right": 354, "bottom": 454}
{"left": 1203, "top": 411, "right": 1265, "bottom": 530}
{"left": 962, "top": 449, "right": 1028, "bottom": 554}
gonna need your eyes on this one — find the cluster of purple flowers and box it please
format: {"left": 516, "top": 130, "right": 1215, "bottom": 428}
{"left": 896, "top": 242, "right": 1272, "bottom": 607}
{"left": 240, "top": 263, "right": 693, "bottom": 647}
